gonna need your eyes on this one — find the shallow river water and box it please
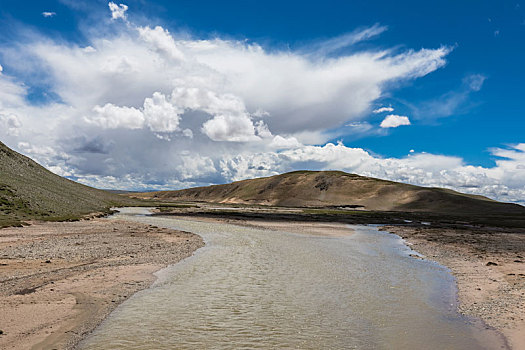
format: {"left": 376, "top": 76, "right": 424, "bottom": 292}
{"left": 79, "top": 208, "right": 503, "bottom": 349}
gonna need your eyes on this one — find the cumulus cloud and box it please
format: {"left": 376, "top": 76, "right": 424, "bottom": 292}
{"left": 86, "top": 92, "right": 185, "bottom": 136}
{"left": 269, "top": 135, "right": 302, "bottom": 149}
{"left": 373, "top": 106, "right": 394, "bottom": 113}
{"left": 188, "top": 43, "right": 450, "bottom": 134}
{"left": 42, "top": 12, "right": 56, "bottom": 18}
{"left": 380, "top": 114, "right": 411, "bottom": 128}
{"left": 143, "top": 92, "right": 182, "bottom": 133}
{"left": 108, "top": 2, "right": 128, "bottom": 20}
{"left": 169, "top": 87, "right": 268, "bottom": 141}
{"left": 8, "top": 19, "right": 450, "bottom": 138}
{"left": 0, "top": 3, "right": 523, "bottom": 204}
{"left": 138, "top": 26, "right": 184, "bottom": 61}
{"left": 83, "top": 85, "right": 267, "bottom": 141}
{"left": 178, "top": 153, "right": 216, "bottom": 180}
{"left": 89, "top": 104, "right": 144, "bottom": 129}
{"left": 201, "top": 114, "right": 259, "bottom": 142}
{"left": 170, "top": 88, "right": 247, "bottom": 119}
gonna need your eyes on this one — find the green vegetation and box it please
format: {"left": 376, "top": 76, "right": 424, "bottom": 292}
{"left": 0, "top": 141, "right": 140, "bottom": 228}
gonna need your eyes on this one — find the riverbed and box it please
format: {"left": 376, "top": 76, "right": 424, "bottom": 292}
{"left": 79, "top": 208, "right": 505, "bottom": 349}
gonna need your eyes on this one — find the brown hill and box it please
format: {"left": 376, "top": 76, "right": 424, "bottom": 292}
{"left": 136, "top": 170, "right": 525, "bottom": 215}
{"left": 0, "top": 141, "right": 137, "bottom": 227}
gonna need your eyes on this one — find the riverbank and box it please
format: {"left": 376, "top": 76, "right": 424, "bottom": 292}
{"left": 173, "top": 215, "right": 356, "bottom": 237}
{"left": 0, "top": 217, "right": 204, "bottom": 350}
{"left": 382, "top": 225, "right": 525, "bottom": 350}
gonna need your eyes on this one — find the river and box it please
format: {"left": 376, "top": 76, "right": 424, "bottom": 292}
{"left": 78, "top": 208, "right": 503, "bottom": 349}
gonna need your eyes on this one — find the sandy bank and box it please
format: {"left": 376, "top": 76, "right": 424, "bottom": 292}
{"left": 382, "top": 225, "right": 525, "bottom": 350}
{"left": 169, "top": 215, "right": 355, "bottom": 237}
{"left": 0, "top": 218, "right": 204, "bottom": 350}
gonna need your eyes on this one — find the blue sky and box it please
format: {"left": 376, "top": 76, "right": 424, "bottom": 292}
{"left": 0, "top": 0, "right": 524, "bottom": 203}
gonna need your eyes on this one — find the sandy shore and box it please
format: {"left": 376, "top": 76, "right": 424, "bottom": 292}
{"left": 381, "top": 225, "right": 525, "bottom": 350}
{"left": 172, "top": 215, "right": 355, "bottom": 237}
{"left": 0, "top": 217, "right": 204, "bottom": 350}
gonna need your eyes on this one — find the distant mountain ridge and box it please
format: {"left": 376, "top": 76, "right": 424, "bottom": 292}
{"left": 136, "top": 170, "right": 525, "bottom": 215}
{"left": 0, "top": 141, "right": 136, "bottom": 227}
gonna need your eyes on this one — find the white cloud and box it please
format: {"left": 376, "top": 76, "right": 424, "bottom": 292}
{"left": 89, "top": 103, "right": 144, "bottom": 129}
{"left": 201, "top": 114, "right": 259, "bottom": 142}
{"left": 87, "top": 92, "right": 184, "bottom": 134}
{"left": 187, "top": 42, "right": 450, "bottom": 134}
{"left": 178, "top": 154, "right": 216, "bottom": 180}
{"left": 0, "top": 73, "right": 26, "bottom": 108}
{"left": 143, "top": 92, "right": 182, "bottom": 133}
{"left": 42, "top": 12, "right": 56, "bottom": 18}
{"left": 307, "top": 23, "right": 388, "bottom": 57}
{"left": 269, "top": 135, "right": 302, "bottom": 149}
{"left": 254, "top": 121, "right": 272, "bottom": 138}
{"left": 0, "top": 114, "right": 22, "bottom": 136}
{"left": 138, "top": 26, "right": 184, "bottom": 61}
{"left": 108, "top": 2, "right": 128, "bottom": 20}
{"left": 380, "top": 114, "right": 411, "bottom": 128}
{"left": 170, "top": 88, "right": 247, "bottom": 118}
{"left": 17, "top": 141, "right": 72, "bottom": 172}
{"left": 373, "top": 106, "right": 394, "bottom": 113}
{"left": 168, "top": 87, "right": 265, "bottom": 141}
{"left": 8, "top": 20, "right": 449, "bottom": 138}
{"left": 252, "top": 109, "right": 270, "bottom": 118}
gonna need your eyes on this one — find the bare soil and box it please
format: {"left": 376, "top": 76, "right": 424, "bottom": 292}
{"left": 0, "top": 218, "right": 204, "bottom": 350}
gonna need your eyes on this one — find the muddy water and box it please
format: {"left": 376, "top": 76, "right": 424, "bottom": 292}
{"left": 79, "top": 208, "right": 504, "bottom": 349}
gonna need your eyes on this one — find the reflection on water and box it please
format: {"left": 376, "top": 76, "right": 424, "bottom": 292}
{"left": 79, "top": 208, "right": 502, "bottom": 349}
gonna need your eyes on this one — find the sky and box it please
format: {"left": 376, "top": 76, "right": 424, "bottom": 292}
{"left": 0, "top": 0, "right": 524, "bottom": 204}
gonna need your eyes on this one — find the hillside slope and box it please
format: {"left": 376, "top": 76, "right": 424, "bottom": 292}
{"left": 138, "top": 170, "right": 525, "bottom": 215}
{"left": 0, "top": 141, "right": 136, "bottom": 227}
